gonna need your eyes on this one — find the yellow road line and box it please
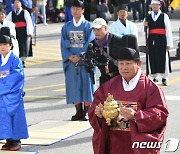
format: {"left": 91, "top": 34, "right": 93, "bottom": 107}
{"left": 172, "top": 63, "right": 180, "bottom": 67}
{"left": 25, "top": 84, "right": 65, "bottom": 91}
{"left": 33, "top": 46, "right": 59, "bottom": 51}
{"left": 53, "top": 88, "right": 66, "bottom": 92}
{"left": 26, "top": 59, "right": 59, "bottom": 66}
{"left": 34, "top": 51, "right": 60, "bottom": 56}
{"left": 168, "top": 77, "right": 180, "bottom": 85}
{"left": 27, "top": 56, "right": 60, "bottom": 60}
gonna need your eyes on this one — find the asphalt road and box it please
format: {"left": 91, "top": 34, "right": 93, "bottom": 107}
{"left": 19, "top": 19, "right": 180, "bottom": 154}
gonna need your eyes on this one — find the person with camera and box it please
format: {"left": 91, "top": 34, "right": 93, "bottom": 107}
{"left": 89, "top": 18, "right": 139, "bottom": 86}
{"left": 60, "top": 0, "right": 96, "bottom": 121}
{"left": 89, "top": 18, "right": 123, "bottom": 86}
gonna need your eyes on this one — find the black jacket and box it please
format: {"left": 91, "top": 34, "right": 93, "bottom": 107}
{"left": 90, "top": 33, "right": 123, "bottom": 86}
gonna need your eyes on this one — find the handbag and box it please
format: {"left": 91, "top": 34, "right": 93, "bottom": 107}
{"left": 96, "top": 3, "right": 112, "bottom": 21}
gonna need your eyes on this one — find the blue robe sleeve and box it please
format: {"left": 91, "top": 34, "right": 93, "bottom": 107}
{"left": 60, "top": 24, "right": 73, "bottom": 62}
{"left": 0, "top": 57, "right": 24, "bottom": 116}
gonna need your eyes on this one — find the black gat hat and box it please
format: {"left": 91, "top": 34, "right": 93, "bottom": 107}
{"left": 72, "top": 0, "right": 84, "bottom": 8}
{"left": 117, "top": 4, "right": 128, "bottom": 11}
{"left": 117, "top": 47, "right": 140, "bottom": 61}
{"left": 122, "top": 34, "right": 139, "bottom": 52}
{"left": 0, "top": 27, "right": 12, "bottom": 44}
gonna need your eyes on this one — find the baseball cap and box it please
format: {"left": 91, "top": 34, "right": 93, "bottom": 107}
{"left": 92, "top": 18, "right": 107, "bottom": 29}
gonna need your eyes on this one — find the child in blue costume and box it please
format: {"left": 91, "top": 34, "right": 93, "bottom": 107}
{"left": 0, "top": 27, "right": 28, "bottom": 151}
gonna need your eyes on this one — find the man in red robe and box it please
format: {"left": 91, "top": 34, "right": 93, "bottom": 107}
{"left": 88, "top": 47, "right": 169, "bottom": 154}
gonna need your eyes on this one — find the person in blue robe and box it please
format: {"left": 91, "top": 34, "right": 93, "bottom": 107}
{"left": 61, "top": 0, "right": 96, "bottom": 121}
{"left": 0, "top": 27, "right": 28, "bottom": 151}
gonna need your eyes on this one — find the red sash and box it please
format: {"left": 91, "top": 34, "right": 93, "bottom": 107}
{"left": 149, "top": 28, "right": 166, "bottom": 35}
{"left": 15, "top": 22, "right": 27, "bottom": 28}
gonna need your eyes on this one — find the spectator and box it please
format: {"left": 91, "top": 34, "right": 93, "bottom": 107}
{"left": 84, "top": 0, "right": 91, "bottom": 21}
{"left": 64, "top": 0, "right": 73, "bottom": 22}
{"left": 36, "top": 0, "right": 48, "bottom": 25}
{"left": 60, "top": 0, "right": 96, "bottom": 121}
{"left": 94, "top": 0, "right": 107, "bottom": 18}
{"left": 88, "top": 47, "right": 169, "bottom": 154}
{"left": 128, "top": 0, "right": 143, "bottom": 22}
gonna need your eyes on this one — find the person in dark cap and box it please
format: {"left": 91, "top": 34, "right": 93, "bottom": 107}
{"left": 6, "top": 0, "right": 34, "bottom": 68}
{"left": 88, "top": 47, "right": 168, "bottom": 154}
{"left": 60, "top": 0, "right": 96, "bottom": 121}
{"left": 144, "top": 0, "right": 173, "bottom": 86}
{"left": 111, "top": 0, "right": 129, "bottom": 20}
{"left": 0, "top": 27, "right": 28, "bottom": 151}
{"left": 109, "top": 4, "right": 138, "bottom": 40}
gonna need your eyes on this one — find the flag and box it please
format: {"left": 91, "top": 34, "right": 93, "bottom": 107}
{"left": 170, "top": 0, "right": 180, "bottom": 9}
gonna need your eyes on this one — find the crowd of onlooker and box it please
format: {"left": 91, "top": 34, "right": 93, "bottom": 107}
{"left": 0, "top": 0, "right": 176, "bottom": 24}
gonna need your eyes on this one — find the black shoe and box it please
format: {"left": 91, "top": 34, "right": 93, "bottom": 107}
{"left": 1, "top": 140, "right": 21, "bottom": 151}
{"left": 71, "top": 103, "right": 83, "bottom": 121}
{"left": 1, "top": 143, "right": 10, "bottom": 150}
{"left": 1, "top": 139, "right": 11, "bottom": 150}
{"left": 153, "top": 78, "right": 158, "bottom": 83}
{"left": 162, "top": 78, "right": 167, "bottom": 86}
{"left": 71, "top": 113, "right": 83, "bottom": 121}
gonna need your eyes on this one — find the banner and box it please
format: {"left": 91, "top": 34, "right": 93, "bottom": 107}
{"left": 170, "top": 0, "right": 180, "bottom": 9}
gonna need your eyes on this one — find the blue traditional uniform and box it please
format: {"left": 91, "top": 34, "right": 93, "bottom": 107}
{"left": 61, "top": 17, "right": 96, "bottom": 104}
{"left": 0, "top": 52, "right": 28, "bottom": 140}
{"left": 0, "top": 26, "right": 28, "bottom": 151}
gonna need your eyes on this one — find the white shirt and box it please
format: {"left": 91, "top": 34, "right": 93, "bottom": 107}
{"left": 1, "top": 51, "right": 12, "bottom": 66}
{"left": 151, "top": 10, "right": 173, "bottom": 47}
{"left": 73, "top": 15, "right": 85, "bottom": 27}
{"left": 109, "top": 19, "right": 138, "bottom": 41}
{"left": 142, "top": 10, "right": 173, "bottom": 47}
{"left": 122, "top": 68, "right": 141, "bottom": 91}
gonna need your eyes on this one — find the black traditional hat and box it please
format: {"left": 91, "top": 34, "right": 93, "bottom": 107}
{"left": 117, "top": 4, "right": 128, "bottom": 11}
{"left": 117, "top": 47, "right": 140, "bottom": 61}
{"left": 0, "top": 27, "right": 12, "bottom": 44}
{"left": 122, "top": 34, "right": 139, "bottom": 52}
{"left": 72, "top": 0, "right": 84, "bottom": 8}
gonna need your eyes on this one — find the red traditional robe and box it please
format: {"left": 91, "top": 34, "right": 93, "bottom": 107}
{"left": 88, "top": 73, "right": 168, "bottom": 154}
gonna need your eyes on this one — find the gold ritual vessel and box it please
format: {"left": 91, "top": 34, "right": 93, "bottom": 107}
{"left": 98, "top": 93, "right": 120, "bottom": 126}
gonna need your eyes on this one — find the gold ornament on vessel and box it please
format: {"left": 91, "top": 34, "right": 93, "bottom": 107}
{"left": 98, "top": 93, "right": 120, "bottom": 126}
